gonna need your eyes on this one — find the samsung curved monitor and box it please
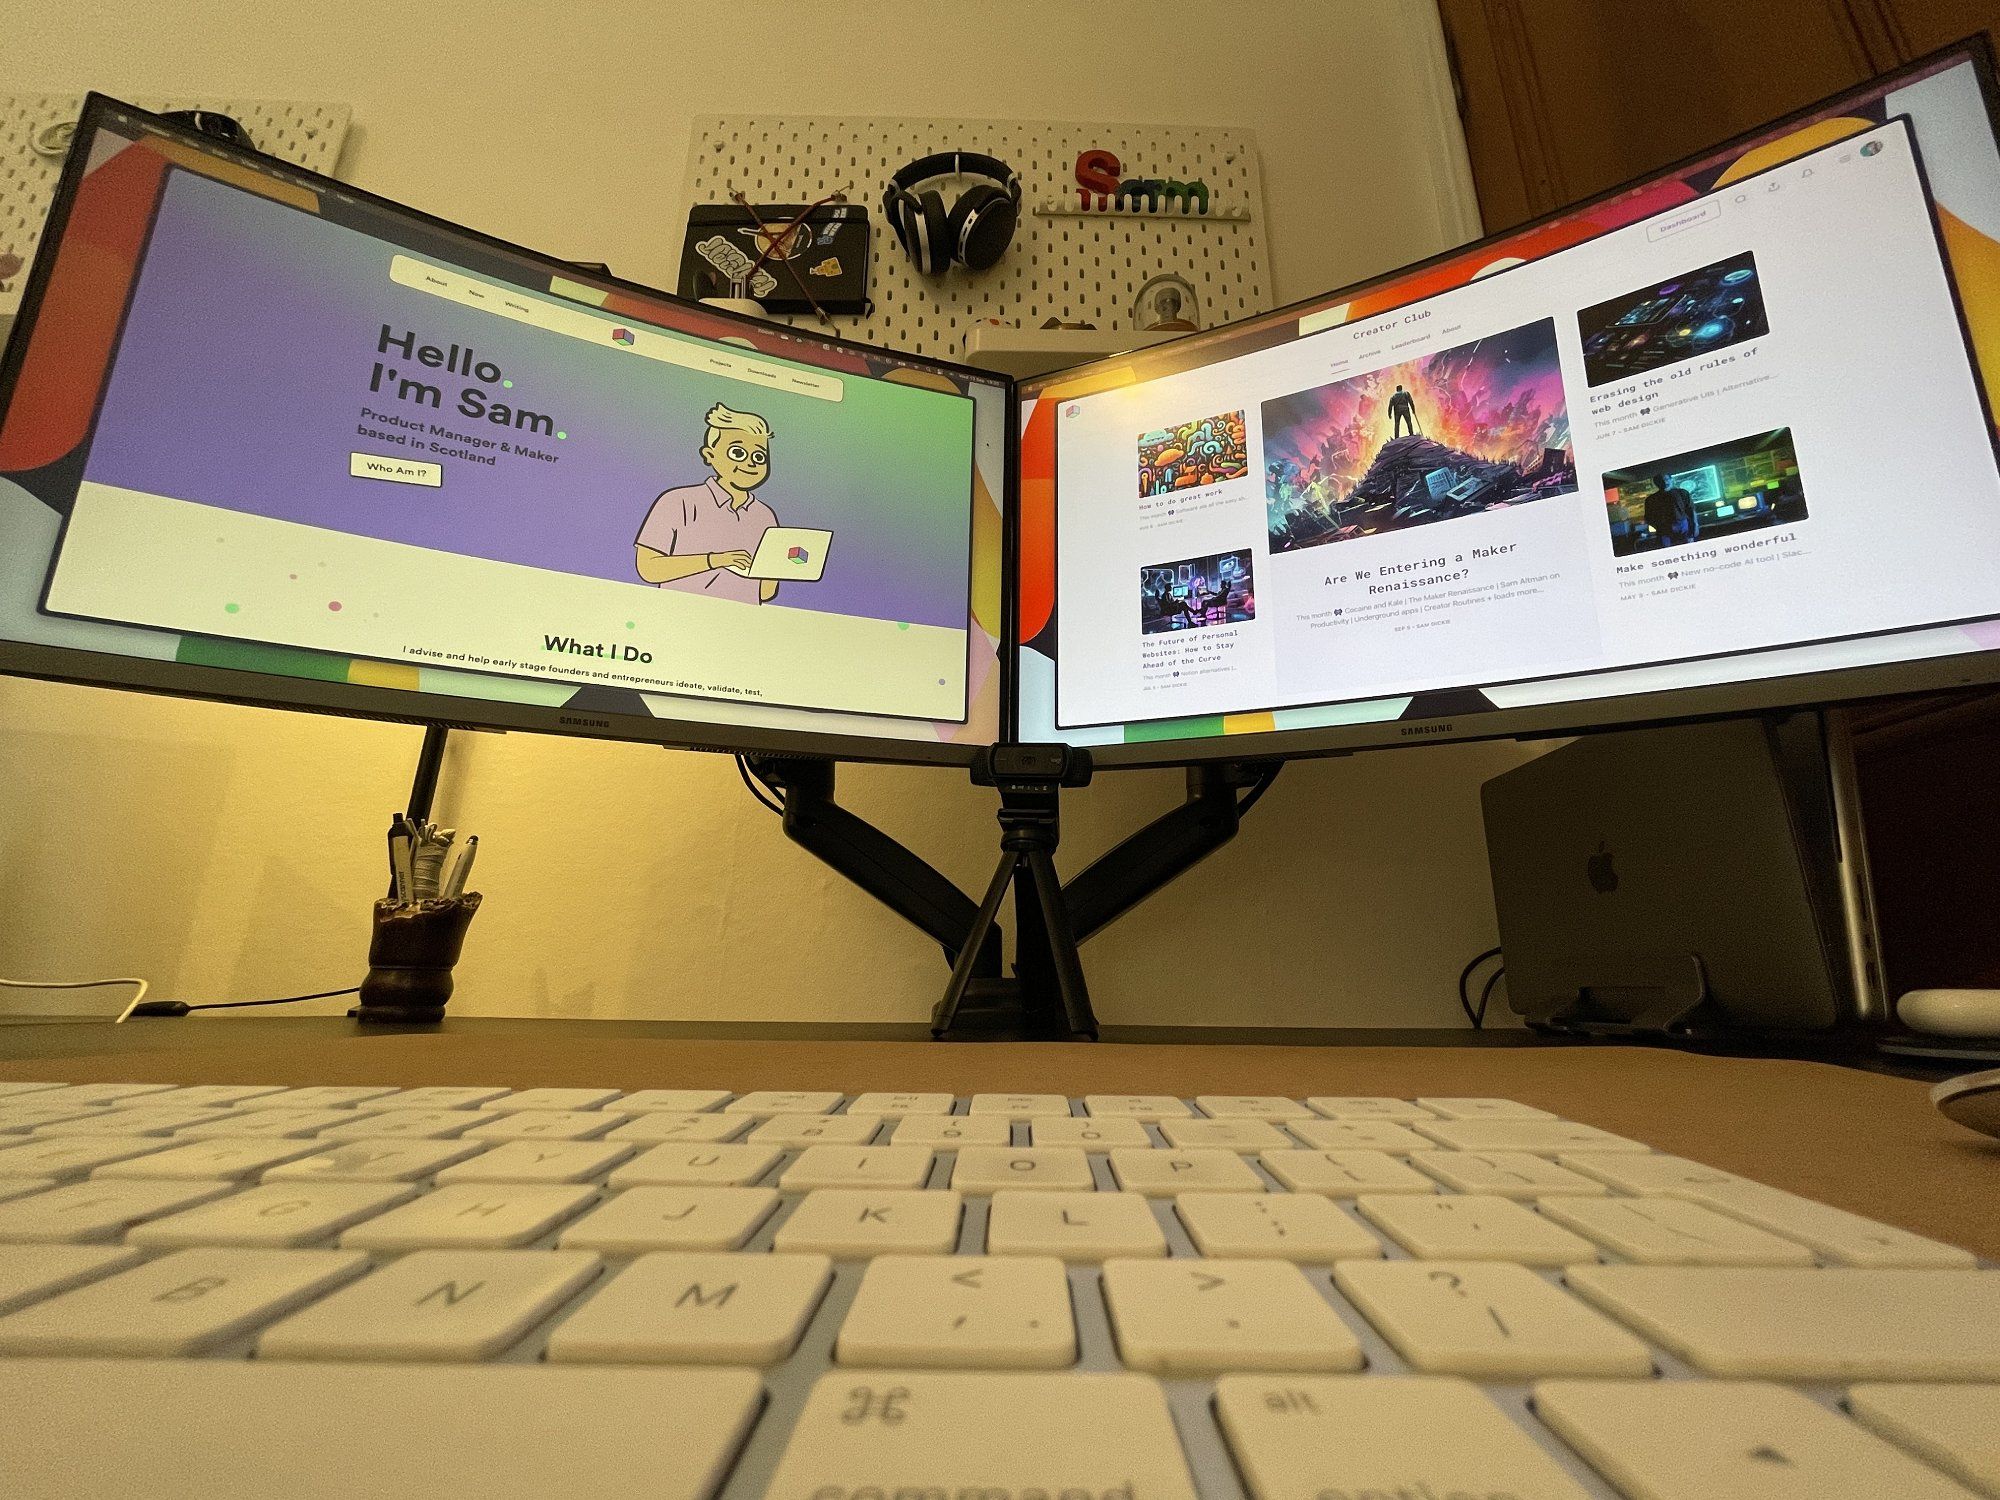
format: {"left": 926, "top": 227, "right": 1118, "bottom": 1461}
{"left": 0, "top": 97, "right": 1008, "bottom": 766}
{"left": 1017, "top": 40, "right": 2000, "bottom": 767}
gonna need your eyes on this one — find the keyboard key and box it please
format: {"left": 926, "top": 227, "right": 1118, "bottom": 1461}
{"left": 1217, "top": 1373, "right": 1593, "bottom": 1500}
{"left": 179, "top": 1107, "right": 389, "bottom": 1140}
{"left": 129, "top": 1181, "right": 417, "bottom": 1248}
{"left": 557, "top": 1186, "right": 777, "bottom": 1253}
{"left": 1030, "top": 1116, "right": 1152, "bottom": 1149}
{"left": 849, "top": 1092, "right": 956, "bottom": 1117}
{"left": 1659, "top": 1179, "right": 1977, "bottom": 1268}
{"left": 375, "top": 1086, "right": 513, "bottom": 1110}
{"left": 1555, "top": 1152, "right": 1751, "bottom": 1194}
{"left": 1563, "top": 1264, "right": 2000, "bottom": 1379}
{"left": 0, "top": 1082, "right": 65, "bottom": 1099}
{"left": 781, "top": 1145, "right": 934, "bottom": 1191}
{"left": 968, "top": 1093, "right": 1073, "bottom": 1119}
{"left": 434, "top": 1139, "right": 634, "bottom": 1184}
{"left": 1176, "top": 1191, "right": 1382, "bottom": 1262}
{"left": 545, "top": 1251, "right": 831, "bottom": 1365}
{"left": 264, "top": 1139, "right": 488, "bottom": 1182}
{"left": 483, "top": 1087, "right": 623, "bottom": 1113}
{"left": 0, "top": 1244, "right": 142, "bottom": 1314}
{"left": 1103, "top": 1258, "right": 1363, "bottom": 1373}
{"left": 837, "top": 1254, "right": 1075, "bottom": 1368}
{"left": 1197, "top": 1095, "right": 1313, "bottom": 1120}
{"left": 0, "top": 1135, "right": 168, "bottom": 1178}
{"left": 0, "top": 1247, "right": 367, "bottom": 1355}
{"left": 36, "top": 1104, "right": 237, "bottom": 1137}
{"left": 986, "top": 1190, "right": 1167, "bottom": 1260}
{"left": 951, "top": 1147, "right": 1094, "bottom": 1194}
{"left": 1407, "top": 1151, "right": 1611, "bottom": 1199}
{"left": 93, "top": 1138, "right": 325, "bottom": 1180}
{"left": 1286, "top": 1119, "right": 1435, "bottom": 1154}
{"left": 773, "top": 1189, "right": 964, "bottom": 1256}
{"left": 259, "top": 1248, "right": 601, "bottom": 1360}
{"left": 1415, "top": 1097, "right": 1557, "bottom": 1120}
{"left": 141, "top": 1084, "right": 292, "bottom": 1108}
{"left": 1355, "top": 1194, "right": 1599, "bottom": 1265}
{"left": 341, "top": 1183, "right": 597, "bottom": 1250}
{"left": 1110, "top": 1148, "right": 1263, "bottom": 1196}
{"left": 1534, "top": 1378, "right": 1976, "bottom": 1500}
{"left": 1158, "top": 1118, "right": 1292, "bottom": 1153}
{"left": 892, "top": 1116, "right": 1012, "bottom": 1148}
{"left": 1082, "top": 1094, "right": 1192, "bottom": 1120}
{"left": 0, "top": 1103, "right": 112, "bottom": 1134}
{"left": 1305, "top": 1096, "right": 1436, "bottom": 1120}
{"left": 609, "top": 1143, "right": 780, "bottom": 1188}
{"left": 238, "top": 1084, "right": 402, "bottom": 1110}
{"left": 603, "top": 1112, "right": 749, "bottom": 1144}
{"left": 1261, "top": 1149, "right": 1439, "bottom": 1196}
{"left": 461, "top": 1110, "right": 626, "bottom": 1142}
{"left": 615, "top": 1088, "right": 731, "bottom": 1113}
{"left": 747, "top": 1113, "right": 883, "bottom": 1148}
{"left": 1848, "top": 1384, "right": 2000, "bottom": 1498}
{"left": 0, "top": 1177, "right": 234, "bottom": 1242}
{"left": 33, "top": 1083, "right": 177, "bottom": 1107}
{"left": 1412, "top": 1119, "right": 1650, "bottom": 1154}
{"left": 318, "top": 1108, "right": 503, "bottom": 1140}
{"left": 723, "top": 1090, "right": 842, "bottom": 1116}
{"left": 769, "top": 1371, "right": 1196, "bottom": 1500}
{"left": 1537, "top": 1195, "right": 1817, "bottom": 1266}
{"left": 0, "top": 1359, "right": 761, "bottom": 1498}
{"left": 0, "top": 1179, "right": 51, "bottom": 1203}
{"left": 1334, "top": 1259, "right": 1652, "bottom": 1377}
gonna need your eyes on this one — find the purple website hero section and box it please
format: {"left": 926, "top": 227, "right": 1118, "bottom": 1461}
{"left": 82, "top": 168, "right": 974, "bottom": 630}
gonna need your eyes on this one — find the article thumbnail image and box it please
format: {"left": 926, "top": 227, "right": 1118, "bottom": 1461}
{"left": 1140, "top": 549, "right": 1255, "bottom": 635}
{"left": 1602, "top": 427, "right": 1805, "bottom": 556}
{"left": 1263, "top": 317, "right": 1576, "bottom": 555}
{"left": 1578, "top": 250, "right": 1768, "bottom": 388}
{"left": 1138, "top": 410, "right": 1250, "bottom": 497}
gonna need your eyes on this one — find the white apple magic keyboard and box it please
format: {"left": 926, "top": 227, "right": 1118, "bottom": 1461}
{"left": 0, "top": 1081, "right": 1995, "bottom": 1499}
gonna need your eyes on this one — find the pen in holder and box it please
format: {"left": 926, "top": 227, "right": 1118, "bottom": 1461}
{"left": 355, "top": 893, "right": 482, "bottom": 1025}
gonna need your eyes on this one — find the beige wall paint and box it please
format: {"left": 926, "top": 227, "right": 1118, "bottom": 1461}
{"left": 0, "top": 0, "right": 1538, "bottom": 1026}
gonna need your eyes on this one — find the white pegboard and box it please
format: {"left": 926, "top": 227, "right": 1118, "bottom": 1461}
{"left": 683, "top": 116, "right": 1271, "bottom": 361}
{"left": 1, "top": 94, "right": 351, "bottom": 312}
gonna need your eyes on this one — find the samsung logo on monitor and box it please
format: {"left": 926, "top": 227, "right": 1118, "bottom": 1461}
{"left": 1401, "top": 722, "right": 1455, "bottom": 738}
{"left": 558, "top": 714, "right": 614, "bottom": 730}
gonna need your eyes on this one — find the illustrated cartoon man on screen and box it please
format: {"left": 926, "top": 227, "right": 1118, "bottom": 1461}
{"left": 634, "top": 403, "right": 781, "bottom": 604}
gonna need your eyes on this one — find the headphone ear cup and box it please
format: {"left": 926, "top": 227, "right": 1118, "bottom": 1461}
{"left": 950, "top": 185, "right": 1016, "bottom": 272}
{"left": 883, "top": 187, "right": 916, "bottom": 259}
{"left": 915, "top": 189, "right": 951, "bottom": 275}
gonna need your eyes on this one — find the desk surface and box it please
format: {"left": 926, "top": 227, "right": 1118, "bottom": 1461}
{"left": 4, "top": 1020, "right": 1995, "bottom": 1259}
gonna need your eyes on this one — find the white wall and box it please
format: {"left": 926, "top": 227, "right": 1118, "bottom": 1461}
{"left": 0, "top": 0, "right": 1540, "bottom": 1026}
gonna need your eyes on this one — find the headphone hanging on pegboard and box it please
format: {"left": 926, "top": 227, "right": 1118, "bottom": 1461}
{"left": 882, "top": 151, "right": 1021, "bottom": 275}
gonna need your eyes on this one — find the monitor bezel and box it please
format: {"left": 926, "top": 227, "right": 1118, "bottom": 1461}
{"left": 0, "top": 93, "right": 1012, "bottom": 769}
{"left": 1023, "top": 36, "right": 2000, "bottom": 769}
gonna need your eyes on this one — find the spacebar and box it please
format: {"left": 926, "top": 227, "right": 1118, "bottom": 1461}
{"left": 0, "top": 1358, "right": 763, "bottom": 1499}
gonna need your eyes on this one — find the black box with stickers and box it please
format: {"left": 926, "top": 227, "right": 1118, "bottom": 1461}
{"left": 675, "top": 203, "right": 871, "bottom": 315}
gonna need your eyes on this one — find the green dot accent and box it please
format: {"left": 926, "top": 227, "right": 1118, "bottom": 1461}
{"left": 896, "top": 621, "right": 910, "bottom": 630}
{"left": 502, "top": 379, "right": 513, "bottom": 388}
{"left": 625, "top": 620, "right": 636, "bottom": 629}
{"left": 223, "top": 602, "right": 240, "bottom": 614}
{"left": 556, "top": 431, "right": 567, "bottom": 440}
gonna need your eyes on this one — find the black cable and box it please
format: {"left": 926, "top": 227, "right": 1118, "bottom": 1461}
{"left": 1236, "top": 763, "right": 1282, "bottom": 815}
{"left": 130, "top": 986, "right": 359, "bottom": 1019}
{"left": 1458, "top": 945, "right": 1503, "bottom": 1027}
{"left": 1475, "top": 965, "right": 1506, "bottom": 1028}
{"left": 735, "top": 754, "right": 784, "bottom": 815}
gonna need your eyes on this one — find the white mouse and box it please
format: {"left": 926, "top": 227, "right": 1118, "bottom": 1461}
{"left": 1897, "top": 988, "right": 2000, "bottom": 1039}
{"left": 1933, "top": 1069, "right": 2000, "bottom": 1141}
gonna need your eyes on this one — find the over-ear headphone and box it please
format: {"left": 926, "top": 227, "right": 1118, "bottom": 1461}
{"left": 883, "top": 152, "right": 1021, "bottom": 275}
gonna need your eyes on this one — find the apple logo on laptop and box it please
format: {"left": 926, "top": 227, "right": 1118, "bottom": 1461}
{"left": 1586, "top": 841, "right": 1619, "bottom": 893}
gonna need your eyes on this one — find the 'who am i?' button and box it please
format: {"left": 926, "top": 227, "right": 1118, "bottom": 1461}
{"left": 350, "top": 452, "right": 442, "bottom": 487}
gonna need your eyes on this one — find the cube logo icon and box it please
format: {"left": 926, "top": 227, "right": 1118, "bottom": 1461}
{"left": 787, "top": 545, "right": 810, "bottom": 565}
{"left": 611, "top": 327, "right": 635, "bottom": 346}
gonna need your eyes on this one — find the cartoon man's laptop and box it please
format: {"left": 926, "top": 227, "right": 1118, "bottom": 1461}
{"left": 726, "top": 526, "right": 834, "bottom": 582}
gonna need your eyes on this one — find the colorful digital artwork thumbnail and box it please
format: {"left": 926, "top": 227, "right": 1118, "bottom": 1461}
{"left": 1137, "top": 409, "right": 1250, "bottom": 498}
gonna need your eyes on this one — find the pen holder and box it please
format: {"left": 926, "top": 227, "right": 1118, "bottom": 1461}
{"left": 354, "top": 893, "right": 482, "bottom": 1025}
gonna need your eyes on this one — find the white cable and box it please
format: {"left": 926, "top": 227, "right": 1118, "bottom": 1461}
{"left": 0, "top": 975, "right": 149, "bottom": 1012}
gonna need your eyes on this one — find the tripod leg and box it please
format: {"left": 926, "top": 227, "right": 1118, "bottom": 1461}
{"left": 1022, "top": 845, "right": 1098, "bottom": 1039}
{"left": 933, "top": 850, "right": 1019, "bottom": 1037}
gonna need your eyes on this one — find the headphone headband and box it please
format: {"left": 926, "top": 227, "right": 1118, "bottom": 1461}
{"left": 889, "top": 151, "right": 1020, "bottom": 203}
